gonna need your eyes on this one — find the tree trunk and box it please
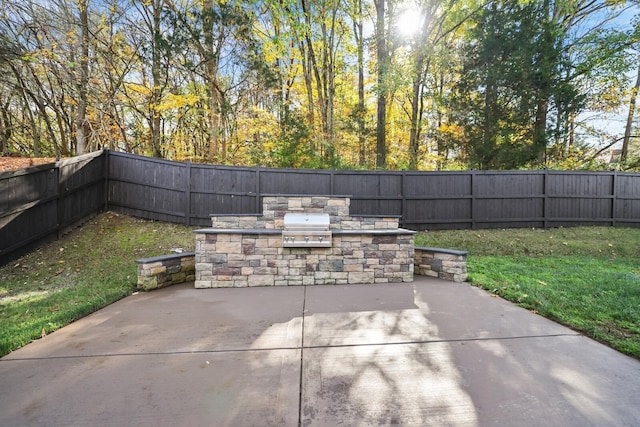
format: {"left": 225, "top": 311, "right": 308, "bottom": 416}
{"left": 374, "top": 0, "right": 387, "bottom": 168}
{"left": 408, "top": 54, "right": 427, "bottom": 170}
{"left": 75, "top": 0, "right": 90, "bottom": 155}
{"left": 436, "top": 73, "right": 447, "bottom": 170}
{"left": 408, "top": 79, "right": 422, "bottom": 169}
{"left": 206, "top": 77, "right": 220, "bottom": 161}
{"left": 324, "top": 7, "right": 338, "bottom": 165}
{"left": 56, "top": 112, "right": 69, "bottom": 157}
{"left": 150, "top": 0, "right": 163, "bottom": 158}
{"left": 408, "top": 4, "right": 435, "bottom": 170}
{"left": 21, "top": 89, "right": 40, "bottom": 156}
{"left": 532, "top": 0, "right": 555, "bottom": 165}
{"left": 0, "top": 101, "right": 10, "bottom": 156}
{"left": 353, "top": 2, "right": 366, "bottom": 166}
{"left": 482, "top": 82, "right": 497, "bottom": 168}
{"left": 301, "top": 0, "right": 340, "bottom": 165}
{"left": 568, "top": 113, "right": 575, "bottom": 152}
{"left": 299, "top": 41, "right": 315, "bottom": 130}
{"left": 533, "top": 96, "right": 549, "bottom": 163}
{"left": 203, "top": 0, "right": 223, "bottom": 162}
{"left": 10, "top": 63, "right": 41, "bottom": 156}
{"left": 622, "top": 61, "right": 640, "bottom": 162}
{"left": 301, "top": 0, "right": 325, "bottom": 157}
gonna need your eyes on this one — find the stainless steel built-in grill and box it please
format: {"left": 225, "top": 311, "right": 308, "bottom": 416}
{"left": 282, "top": 213, "right": 332, "bottom": 248}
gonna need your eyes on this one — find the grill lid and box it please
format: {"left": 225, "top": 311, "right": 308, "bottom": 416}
{"left": 282, "top": 213, "right": 331, "bottom": 247}
{"left": 283, "top": 213, "right": 330, "bottom": 230}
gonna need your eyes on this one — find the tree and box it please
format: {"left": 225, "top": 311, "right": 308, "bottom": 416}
{"left": 348, "top": 0, "right": 368, "bottom": 166}
{"left": 450, "top": 0, "right": 635, "bottom": 169}
{"left": 451, "top": 1, "right": 537, "bottom": 168}
{"left": 91, "top": 0, "right": 137, "bottom": 152}
{"left": 0, "top": 0, "right": 98, "bottom": 157}
{"left": 75, "top": 0, "right": 90, "bottom": 155}
{"left": 147, "top": 0, "right": 166, "bottom": 158}
{"left": 299, "top": 0, "right": 347, "bottom": 166}
{"left": 373, "top": 0, "right": 391, "bottom": 168}
{"left": 401, "top": 0, "right": 483, "bottom": 169}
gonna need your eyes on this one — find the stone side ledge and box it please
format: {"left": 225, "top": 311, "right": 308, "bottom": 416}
{"left": 414, "top": 246, "right": 468, "bottom": 282}
{"left": 136, "top": 252, "right": 196, "bottom": 291}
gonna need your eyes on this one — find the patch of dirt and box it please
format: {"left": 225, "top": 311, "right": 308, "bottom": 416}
{"left": 603, "top": 321, "right": 637, "bottom": 339}
{"left": 0, "top": 157, "right": 58, "bottom": 172}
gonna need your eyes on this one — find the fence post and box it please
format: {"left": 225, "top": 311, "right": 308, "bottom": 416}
{"left": 401, "top": 171, "right": 406, "bottom": 228}
{"left": 56, "top": 160, "right": 63, "bottom": 239}
{"left": 330, "top": 169, "right": 335, "bottom": 195}
{"left": 103, "top": 148, "right": 109, "bottom": 212}
{"left": 543, "top": 169, "right": 549, "bottom": 228}
{"left": 470, "top": 170, "right": 476, "bottom": 229}
{"left": 612, "top": 170, "right": 617, "bottom": 227}
{"left": 255, "top": 166, "right": 261, "bottom": 213}
{"left": 185, "top": 160, "right": 191, "bottom": 226}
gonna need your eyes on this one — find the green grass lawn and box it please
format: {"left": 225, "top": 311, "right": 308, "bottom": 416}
{"left": 415, "top": 227, "right": 640, "bottom": 359}
{"left": 0, "top": 212, "right": 194, "bottom": 356}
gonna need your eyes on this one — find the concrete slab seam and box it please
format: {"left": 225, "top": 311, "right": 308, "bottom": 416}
{"left": 0, "top": 333, "right": 583, "bottom": 363}
{"left": 298, "top": 285, "right": 307, "bottom": 427}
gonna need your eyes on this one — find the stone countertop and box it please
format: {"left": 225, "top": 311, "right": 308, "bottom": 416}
{"left": 333, "top": 228, "right": 415, "bottom": 235}
{"left": 194, "top": 228, "right": 415, "bottom": 235}
{"left": 194, "top": 228, "right": 281, "bottom": 235}
{"left": 414, "top": 246, "right": 469, "bottom": 256}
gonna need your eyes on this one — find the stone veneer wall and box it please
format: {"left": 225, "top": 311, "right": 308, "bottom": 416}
{"left": 414, "top": 247, "right": 468, "bottom": 282}
{"left": 194, "top": 196, "right": 414, "bottom": 288}
{"left": 136, "top": 252, "right": 196, "bottom": 291}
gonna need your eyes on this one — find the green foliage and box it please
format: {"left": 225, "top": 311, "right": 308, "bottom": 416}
{"left": 270, "top": 108, "right": 314, "bottom": 168}
{"left": 448, "top": 0, "right": 638, "bottom": 170}
{"left": 451, "top": 1, "right": 560, "bottom": 169}
{"left": 415, "top": 226, "right": 640, "bottom": 258}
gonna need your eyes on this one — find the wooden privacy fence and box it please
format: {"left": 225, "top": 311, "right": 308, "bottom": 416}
{"left": 0, "top": 151, "right": 106, "bottom": 264}
{"left": 106, "top": 150, "right": 640, "bottom": 229}
{"left": 2, "top": 149, "right": 640, "bottom": 263}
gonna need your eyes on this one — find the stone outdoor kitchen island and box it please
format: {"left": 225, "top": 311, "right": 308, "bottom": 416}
{"left": 193, "top": 196, "right": 415, "bottom": 288}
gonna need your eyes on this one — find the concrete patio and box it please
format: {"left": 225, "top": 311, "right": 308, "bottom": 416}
{"left": 1, "top": 276, "right": 639, "bottom": 426}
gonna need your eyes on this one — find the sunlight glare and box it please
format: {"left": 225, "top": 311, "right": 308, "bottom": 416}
{"left": 396, "top": 8, "right": 423, "bottom": 38}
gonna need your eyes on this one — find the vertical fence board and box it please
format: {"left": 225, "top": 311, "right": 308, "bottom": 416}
{"left": 58, "top": 153, "right": 106, "bottom": 232}
{"left": 546, "top": 172, "right": 615, "bottom": 227}
{"left": 333, "top": 171, "right": 403, "bottom": 217}
{"left": 401, "top": 172, "right": 472, "bottom": 230}
{"left": 107, "top": 153, "right": 186, "bottom": 223}
{"left": 614, "top": 173, "right": 640, "bottom": 226}
{"left": 260, "top": 168, "right": 332, "bottom": 195}
{"left": 189, "top": 164, "right": 257, "bottom": 222}
{"left": 472, "top": 172, "right": 545, "bottom": 229}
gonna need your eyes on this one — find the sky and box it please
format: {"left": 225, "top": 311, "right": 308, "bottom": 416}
{"left": 577, "top": 2, "right": 639, "bottom": 148}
